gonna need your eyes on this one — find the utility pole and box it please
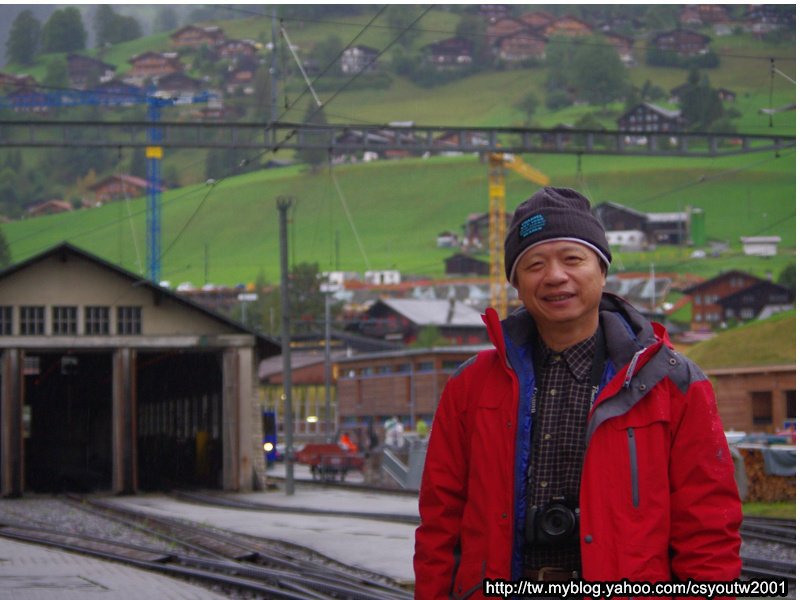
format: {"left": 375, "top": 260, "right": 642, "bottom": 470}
{"left": 277, "top": 196, "right": 295, "bottom": 495}
{"left": 323, "top": 288, "right": 332, "bottom": 442}
{"left": 270, "top": 7, "right": 278, "bottom": 125}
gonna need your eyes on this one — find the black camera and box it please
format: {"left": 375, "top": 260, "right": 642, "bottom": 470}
{"left": 525, "top": 497, "right": 580, "bottom": 546}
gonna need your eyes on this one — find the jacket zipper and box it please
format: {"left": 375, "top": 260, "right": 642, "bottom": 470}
{"left": 627, "top": 427, "right": 640, "bottom": 508}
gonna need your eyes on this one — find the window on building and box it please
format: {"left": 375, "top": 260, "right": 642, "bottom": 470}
{"left": 442, "top": 360, "right": 463, "bottom": 371}
{"left": 740, "top": 308, "right": 754, "bottom": 320}
{"left": 0, "top": 306, "right": 12, "bottom": 335}
{"left": 20, "top": 306, "right": 45, "bottom": 335}
{"left": 416, "top": 361, "right": 434, "bottom": 372}
{"left": 786, "top": 390, "right": 796, "bottom": 420}
{"left": 52, "top": 306, "right": 77, "bottom": 335}
{"left": 117, "top": 306, "right": 142, "bottom": 335}
{"left": 85, "top": 306, "right": 110, "bottom": 335}
{"left": 751, "top": 391, "right": 773, "bottom": 426}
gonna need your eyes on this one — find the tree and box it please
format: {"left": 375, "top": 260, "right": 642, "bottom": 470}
{"left": 569, "top": 35, "right": 629, "bottom": 107}
{"left": 42, "top": 58, "right": 69, "bottom": 89}
{"left": 311, "top": 35, "right": 344, "bottom": 75}
{"left": 153, "top": 6, "right": 179, "bottom": 33}
{"left": 454, "top": 14, "right": 489, "bottom": 67}
{"left": 777, "top": 263, "right": 795, "bottom": 295}
{"left": 251, "top": 66, "right": 272, "bottom": 121}
{"left": 94, "top": 5, "right": 142, "bottom": 46}
{"left": 6, "top": 10, "right": 41, "bottom": 66}
{"left": 679, "top": 68, "right": 724, "bottom": 131}
{"left": 41, "top": 7, "right": 87, "bottom": 53}
{"left": 0, "top": 228, "right": 11, "bottom": 269}
{"left": 515, "top": 92, "right": 539, "bottom": 126}
{"left": 385, "top": 5, "right": 422, "bottom": 49}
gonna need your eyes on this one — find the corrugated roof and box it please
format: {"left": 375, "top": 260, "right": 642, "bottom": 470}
{"left": 379, "top": 298, "right": 485, "bottom": 327}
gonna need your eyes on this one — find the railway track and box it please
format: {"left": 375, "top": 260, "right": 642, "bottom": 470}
{"left": 0, "top": 495, "right": 413, "bottom": 600}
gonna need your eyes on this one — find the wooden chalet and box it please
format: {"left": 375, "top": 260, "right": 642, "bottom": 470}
{"left": 709, "top": 364, "right": 795, "bottom": 434}
{"left": 445, "top": 253, "right": 490, "bottom": 277}
{"left": 716, "top": 281, "right": 794, "bottom": 324}
{"left": 650, "top": 30, "right": 711, "bottom": 57}
{"left": 495, "top": 29, "right": 548, "bottom": 62}
{"left": 170, "top": 25, "right": 225, "bottom": 49}
{"left": 479, "top": 4, "right": 512, "bottom": 23}
{"left": 66, "top": 54, "right": 116, "bottom": 90}
{"left": 225, "top": 68, "right": 256, "bottom": 94}
{"left": 217, "top": 39, "right": 258, "bottom": 61}
{"left": 7, "top": 88, "right": 50, "bottom": 113}
{"left": 0, "top": 72, "right": 35, "bottom": 92}
{"left": 604, "top": 32, "right": 635, "bottom": 66}
{"left": 154, "top": 72, "right": 202, "bottom": 97}
{"left": 127, "top": 52, "right": 183, "bottom": 79}
{"left": 518, "top": 11, "right": 555, "bottom": 30}
{"left": 88, "top": 174, "right": 159, "bottom": 203}
{"left": 617, "top": 102, "right": 684, "bottom": 133}
{"left": 91, "top": 80, "right": 143, "bottom": 106}
{"left": 341, "top": 45, "right": 380, "bottom": 74}
{"left": 487, "top": 17, "right": 528, "bottom": 42}
{"left": 425, "top": 38, "right": 474, "bottom": 68}
{"left": 27, "top": 200, "right": 72, "bottom": 217}
{"left": 682, "top": 271, "right": 764, "bottom": 330}
{"left": 544, "top": 16, "right": 593, "bottom": 37}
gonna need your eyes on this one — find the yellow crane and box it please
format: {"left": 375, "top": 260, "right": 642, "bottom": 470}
{"left": 488, "top": 153, "right": 550, "bottom": 318}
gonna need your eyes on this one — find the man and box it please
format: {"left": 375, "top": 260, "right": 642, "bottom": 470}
{"left": 414, "top": 187, "right": 741, "bottom": 599}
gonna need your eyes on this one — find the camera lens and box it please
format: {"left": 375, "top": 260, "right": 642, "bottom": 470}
{"left": 541, "top": 504, "right": 576, "bottom": 537}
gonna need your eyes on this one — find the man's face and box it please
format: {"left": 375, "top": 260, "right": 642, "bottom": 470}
{"left": 514, "top": 240, "right": 606, "bottom": 341}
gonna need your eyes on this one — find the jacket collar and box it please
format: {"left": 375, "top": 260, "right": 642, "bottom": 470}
{"left": 485, "top": 292, "right": 660, "bottom": 366}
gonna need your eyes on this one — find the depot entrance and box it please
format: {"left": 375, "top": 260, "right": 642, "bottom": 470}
{"left": 136, "top": 350, "right": 223, "bottom": 490}
{"left": 24, "top": 351, "right": 112, "bottom": 493}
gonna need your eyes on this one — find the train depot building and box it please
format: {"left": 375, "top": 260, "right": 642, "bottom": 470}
{"left": 0, "top": 243, "right": 279, "bottom": 497}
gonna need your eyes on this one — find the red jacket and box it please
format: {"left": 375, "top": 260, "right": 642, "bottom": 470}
{"left": 414, "top": 295, "right": 742, "bottom": 599}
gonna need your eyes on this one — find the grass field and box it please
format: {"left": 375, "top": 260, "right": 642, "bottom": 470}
{"left": 2, "top": 149, "right": 793, "bottom": 287}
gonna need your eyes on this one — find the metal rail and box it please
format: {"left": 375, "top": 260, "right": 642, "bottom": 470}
{"left": 0, "top": 120, "right": 793, "bottom": 157}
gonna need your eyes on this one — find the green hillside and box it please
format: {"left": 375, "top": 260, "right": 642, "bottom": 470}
{"left": 686, "top": 311, "right": 796, "bottom": 369}
{"left": 2, "top": 150, "right": 794, "bottom": 286}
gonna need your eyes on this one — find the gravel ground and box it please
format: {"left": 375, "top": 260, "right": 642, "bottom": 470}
{"left": 0, "top": 496, "right": 794, "bottom": 599}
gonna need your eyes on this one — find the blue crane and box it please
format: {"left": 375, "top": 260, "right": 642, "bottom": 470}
{"left": 0, "top": 86, "right": 216, "bottom": 282}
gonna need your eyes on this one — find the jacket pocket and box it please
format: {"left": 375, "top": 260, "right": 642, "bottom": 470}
{"left": 627, "top": 427, "right": 639, "bottom": 508}
{"left": 451, "top": 559, "right": 486, "bottom": 600}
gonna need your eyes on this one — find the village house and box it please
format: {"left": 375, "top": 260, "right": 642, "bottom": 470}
{"left": 518, "top": 11, "right": 554, "bottom": 30}
{"left": 345, "top": 298, "right": 487, "bottom": 346}
{"left": 617, "top": 102, "right": 684, "bottom": 133}
{"left": 593, "top": 201, "right": 694, "bottom": 246}
{"left": 225, "top": 68, "right": 256, "bottom": 95}
{"left": 544, "top": 15, "right": 593, "bottom": 37}
{"left": 154, "top": 72, "right": 202, "bottom": 99}
{"left": 741, "top": 236, "right": 781, "bottom": 257}
{"left": 27, "top": 200, "right": 73, "bottom": 217}
{"left": 90, "top": 79, "right": 143, "bottom": 106}
{"left": 650, "top": 29, "right": 711, "bottom": 57}
{"left": 708, "top": 365, "right": 795, "bottom": 435}
{"left": 682, "top": 270, "right": 765, "bottom": 330}
{"left": 341, "top": 45, "right": 380, "bottom": 75}
{"left": 0, "top": 72, "right": 35, "bottom": 92}
{"left": 216, "top": 39, "right": 258, "bottom": 61}
{"left": 424, "top": 38, "right": 474, "bottom": 68}
{"left": 127, "top": 52, "right": 183, "bottom": 82}
{"left": 436, "top": 231, "right": 459, "bottom": 248}
{"left": 604, "top": 32, "right": 635, "bottom": 66}
{"left": 716, "top": 280, "right": 794, "bottom": 324}
{"left": 336, "top": 345, "right": 488, "bottom": 438}
{"left": 170, "top": 25, "right": 225, "bottom": 49}
{"left": 88, "top": 174, "right": 158, "bottom": 204}
{"left": 462, "top": 212, "right": 512, "bottom": 250}
{"left": 479, "top": 4, "right": 511, "bottom": 23}
{"left": 66, "top": 54, "right": 116, "bottom": 90}
{"left": 486, "top": 17, "right": 528, "bottom": 44}
{"left": 444, "top": 253, "right": 490, "bottom": 277}
{"left": 495, "top": 30, "right": 548, "bottom": 63}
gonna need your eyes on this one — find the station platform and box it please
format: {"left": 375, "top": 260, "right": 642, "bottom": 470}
{"left": 0, "top": 465, "right": 419, "bottom": 598}
{"left": 0, "top": 536, "right": 227, "bottom": 599}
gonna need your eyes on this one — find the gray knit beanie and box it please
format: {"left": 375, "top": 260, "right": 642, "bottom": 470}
{"left": 505, "top": 187, "right": 611, "bottom": 284}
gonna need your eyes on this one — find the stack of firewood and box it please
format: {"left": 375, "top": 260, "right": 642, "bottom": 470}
{"left": 738, "top": 447, "right": 796, "bottom": 502}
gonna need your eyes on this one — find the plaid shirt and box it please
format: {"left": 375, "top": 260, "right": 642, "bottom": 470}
{"left": 523, "top": 331, "right": 598, "bottom": 575}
